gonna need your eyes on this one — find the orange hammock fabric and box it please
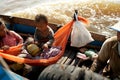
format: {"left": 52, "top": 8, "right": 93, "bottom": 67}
{"left": 0, "top": 16, "right": 89, "bottom": 66}
{"left": 0, "top": 44, "right": 23, "bottom": 56}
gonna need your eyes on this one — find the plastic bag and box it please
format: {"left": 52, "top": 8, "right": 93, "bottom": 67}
{"left": 71, "top": 21, "right": 94, "bottom": 47}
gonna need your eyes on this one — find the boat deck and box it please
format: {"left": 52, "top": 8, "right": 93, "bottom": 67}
{"left": 57, "top": 45, "right": 94, "bottom": 68}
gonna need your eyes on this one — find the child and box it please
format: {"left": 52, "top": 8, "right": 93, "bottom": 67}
{"left": 20, "top": 14, "right": 55, "bottom": 59}
{"left": 0, "top": 19, "right": 25, "bottom": 74}
{"left": 0, "top": 19, "right": 23, "bottom": 50}
{"left": 34, "top": 14, "right": 54, "bottom": 50}
{"left": 25, "top": 14, "right": 55, "bottom": 80}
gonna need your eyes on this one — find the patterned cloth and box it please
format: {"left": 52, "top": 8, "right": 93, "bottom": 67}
{"left": 41, "top": 46, "right": 61, "bottom": 59}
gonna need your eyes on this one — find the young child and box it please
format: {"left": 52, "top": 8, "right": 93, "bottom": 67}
{"left": 34, "top": 14, "right": 54, "bottom": 50}
{"left": 22, "top": 14, "right": 55, "bottom": 59}
{"left": 0, "top": 19, "right": 23, "bottom": 50}
{"left": 0, "top": 19, "right": 25, "bottom": 74}
{"left": 25, "top": 14, "right": 55, "bottom": 79}
{"left": 20, "top": 14, "right": 55, "bottom": 60}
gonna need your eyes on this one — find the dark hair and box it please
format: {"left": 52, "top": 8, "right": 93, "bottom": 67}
{"left": 0, "top": 18, "right": 4, "bottom": 26}
{"left": 0, "top": 19, "right": 9, "bottom": 32}
{"left": 0, "top": 18, "right": 5, "bottom": 26}
{"left": 0, "top": 21, "right": 2, "bottom": 26}
{"left": 35, "top": 14, "right": 48, "bottom": 24}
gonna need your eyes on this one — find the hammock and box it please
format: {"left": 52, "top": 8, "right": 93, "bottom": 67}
{"left": 0, "top": 16, "right": 89, "bottom": 66}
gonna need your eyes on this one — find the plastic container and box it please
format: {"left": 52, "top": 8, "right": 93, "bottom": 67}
{"left": 27, "top": 44, "right": 40, "bottom": 56}
{"left": 84, "top": 49, "right": 96, "bottom": 58}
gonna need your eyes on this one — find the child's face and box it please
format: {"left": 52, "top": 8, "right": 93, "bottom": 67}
{"left": 0, "top": 24, "right": 6, "bottom": 37}
{"left": 36, "top": 21, "right": 48, "bottom": 31}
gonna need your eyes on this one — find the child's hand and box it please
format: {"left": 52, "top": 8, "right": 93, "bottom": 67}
{"left": 34, "top": 41, "right": 38, "bottom": 45}
{"left": 42, "top": 43, "right": 48, "bottom": 50}
{"left": 2, "top": 45, "right": 10, "bottom": 50}
{"left": 25, "top": 37, "right": 34, "bottom": 44}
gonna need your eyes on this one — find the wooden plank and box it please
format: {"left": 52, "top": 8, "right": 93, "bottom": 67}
{"left": 0, "top": 15, "right": 60, "bottom": 32}
{"left": 70, "top": 57, "right": 81, "bottom": 66}
{"left": 57, "top": 49, "right": 69, "bottom": 64}
{"left": 64, "top": 50, "right": 76, "bottom": 65}
{"left": 58, "top": 50, "right": 71, "bottom": 64}
{"left": 90, "top": 31, "right": 107, "bottom": 42}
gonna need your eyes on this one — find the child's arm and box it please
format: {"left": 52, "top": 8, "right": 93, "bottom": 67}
{"left": 1, "top": 45, "right": 10, "bottom": 50}
{"left": 45, "top": 26, "right": 54, "bottom": 47}
{"left": 10, "top": 31, "right": 23, "bottom": 44}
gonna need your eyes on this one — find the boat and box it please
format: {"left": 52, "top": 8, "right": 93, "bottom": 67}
{"left": 0, "top": 14, "right": 107, "bottom": 67}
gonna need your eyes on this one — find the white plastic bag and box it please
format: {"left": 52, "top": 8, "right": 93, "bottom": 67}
{"left": 71, "top": 21, "right": 94, "bottom": 47}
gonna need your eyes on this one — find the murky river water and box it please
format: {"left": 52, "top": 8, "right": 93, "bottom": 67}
{"left": 0, "top": 0, "right": 120, "bottom": 37}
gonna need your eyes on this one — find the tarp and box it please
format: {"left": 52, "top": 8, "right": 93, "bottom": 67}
{"left": 0, "top": 65, "right": 27, "bottom": 80}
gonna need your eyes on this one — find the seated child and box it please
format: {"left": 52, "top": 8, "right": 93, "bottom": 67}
{"left": 0, "top": 18, "right": 25, "bottom": 74}
{"left": 21, "top": 14, "right": 55, "bottom": 59}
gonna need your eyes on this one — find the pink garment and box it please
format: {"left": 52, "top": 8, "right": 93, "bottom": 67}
{"left": 2, "top": 31, "right": 23, "bottom": 47}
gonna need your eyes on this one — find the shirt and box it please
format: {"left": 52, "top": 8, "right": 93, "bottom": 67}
{"left": 34, "top": 26, "right": 54, "bottom": 48}
{"left": 0, "top": 31, "right": 23, "bottom": 47}
{"left": 90, "top": 36, "right": 120, "bottom": 78}
{"left": 118, "top": 42, "right": 120, "bottom": 56}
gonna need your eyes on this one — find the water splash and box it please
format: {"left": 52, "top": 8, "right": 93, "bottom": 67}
{"left": 4, "top": 0, "right": 120, "bottom": 36}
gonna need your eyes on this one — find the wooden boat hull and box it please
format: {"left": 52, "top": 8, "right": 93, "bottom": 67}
{"left": 0, "top": 14, "right": 106, "bottom": 47}
{"left": 0, "top": 15, "right": 59, "bottom": 35}
{"left": 0, "top": 15, "right": 107, "bottom": 66}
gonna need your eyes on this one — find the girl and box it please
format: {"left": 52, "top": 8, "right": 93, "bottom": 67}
{"left": 0, "top": 19, "right": 23, "bottom": 50}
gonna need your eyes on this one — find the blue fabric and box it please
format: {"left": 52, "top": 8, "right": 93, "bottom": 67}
{"left": 0, "top": 65, "right": 24, "bottom": 80}
{"left": 88, "top": 40, "right": 103, "bottom": 47}
{"left": 6, "top": 23, "right": 35, "bottom": 35}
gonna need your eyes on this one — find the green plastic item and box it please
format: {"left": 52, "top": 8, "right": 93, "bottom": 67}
{"left": 84, "top": 49, "right": 96, "bottom": 58}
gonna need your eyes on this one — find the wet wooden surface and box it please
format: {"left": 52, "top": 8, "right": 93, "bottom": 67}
{"left": 57, "top": 45, "right": 94, "bottom": 68}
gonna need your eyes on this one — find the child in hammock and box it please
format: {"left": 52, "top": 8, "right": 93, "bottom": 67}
{"left": 20, "top": 14, "right": 61, "bottom": 60}
{"left": 0, "top": 19, "right": 23, "bottom": 50}
{"left": 0, "top": 19, "right": 26, "bottom": 74}
{"left": 25, "top": 14, "right": 55, "bottom": 79}
{"left": 22, "top": 36, "right": 61, "bottom": 59}
{"left": 34, "top": 14, "right": 56, "bottom": 58}
{"left": 34, "top": 14, "right": 54, "bottom": 50}
{"left": 20, "top": 14, "right": 55, "bottom": 59}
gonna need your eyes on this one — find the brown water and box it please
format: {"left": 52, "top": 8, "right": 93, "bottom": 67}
{"left": 1, "top": 0, "right": 120, "bottom": 37}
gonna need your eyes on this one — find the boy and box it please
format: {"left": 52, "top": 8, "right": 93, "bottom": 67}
{"left": 34, "top": 14, "right": 54, "bottom": 50}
